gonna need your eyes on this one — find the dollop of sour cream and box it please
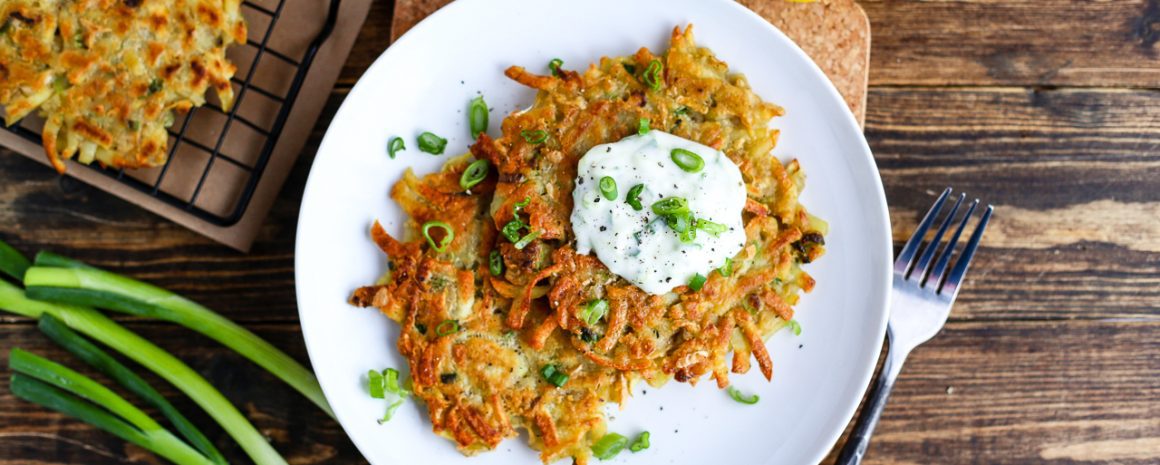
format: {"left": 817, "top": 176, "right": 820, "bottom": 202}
{"left": 571, "top": 131, "right": 747, "bottom": 295}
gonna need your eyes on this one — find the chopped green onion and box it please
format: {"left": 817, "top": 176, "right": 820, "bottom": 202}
{"left": 367, "top": 370, "right": 385, "bottom": 399}
{"left": 521, "top": 129, "right": 549, "bottom": 144}
{"left": 469, "top": 96, "right": 488, "bottom": 139}
{"left": 378, "top": 397, "right": 403, "bottom": 424}
{"left": 638, "top": 117, "right": 650, "bottom": 135}
{"left": 674, "top": 106, "right": 689, "bottom": 115}
{"left": 548, "top": 58, "right": 564, "bottom": 76}
{"left": 513, "top": 230, "right": 541, "bottom": 250}
{"left": 540, "top": 365, "right": 569, "bottom": 387}
{"left": 719, "top": 257, "right": 733, "bottom": 277}
{"left": 678, "top": 225, "right": 697, "bottom": 244}
{"left": 459, "top": 159, "right": 489, "bottom": 191}
{"left": 696, "top": 218, "right": 727, "bottom": 236}
{"left": 665, "top": 212, "right": 693, "bottom": 234}
{"left": 598, "top": 176, "right": 618, "bottom": 201}
{"left": 489, "top": 250, "right": 504, "bottom": 276}
{"left": 670, "top": 148, "right": 704, "bottom": 173}
{"left": 642, "top": 59, "right": 663, "bottom": 91}
{"left": 417, "top": 132, "right": 447, "bottom": 155}
{"left": 387, "top": 137, "right": 405, "bottom": 159}
{"left": 788, "top": 319, "right": 802, "bottom": 336}
{"left": 623, "top": 62, "right": 636, "bottom": 74}
{"left": 727, "top": 386, "right": 759, "bottom": 405}
{"left": 421, "top": 221, "right": 454, "bottom": 252}
{"left": 435, "top": 319, "right": 459, "bottom": 336}
{"left": 580, "top": 299, "right": 609, "bottom": 326}
{"left": 127, "top": 120, "right": 140, "bottom": 131}
{"left": 629, "top": 431, "right": 650, "bottom": 452}
{"left": 501, "top": 221, "right": 524, "bottom": 243}
{"left": 384, "top": 368, "right": 407, "bottom": 395}
{"left": 592, "top": 432, "right": 629, "bottom": 460}
{"left": 148, "top": 79, "right": 163, "bottom": 95}
{"left": 651, "top": 197, "right": 689, "bottom": 216}
{"left": 0, "top": 239, "right": 31, "bottom": 280}
{"left": 625, "top": 184, "right": 645, "bottom": 211}
{"left": 688, "top": 273, "right": 707, "bottom": 292}
{"left": 37, "top": 314, "right": 226, "bottom": 465}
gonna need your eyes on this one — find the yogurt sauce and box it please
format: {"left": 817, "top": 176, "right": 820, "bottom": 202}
{"left": 571, "top": 131, "right": 747, "bottom": 295}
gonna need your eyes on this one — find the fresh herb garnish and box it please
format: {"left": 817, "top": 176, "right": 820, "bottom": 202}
{"left": 417, "top": 132, "right": 447, "bottom": 154}
{"left": 548, "top": 58, "right": 564, "bottom": 77}
{"left": 638, "top": 117, "right": 650, "bottom": 135}
{"left": 629, "top": 431, "right": 650, "bottom": 452}
{"left": 489, "top": 250, "right": 503, "bottom": 276}
{"left": 468, "top": 96, "right": 488, "bottom": 139}
{"left": 727, "top": 386, "right": 759, "bottom": 405}
{"left": 598, "top": 176, "right": 618, "bottom": 201}
{"left": 788, "top": 319, "right": 802, "bottom": 336}
{"left": 670, "top": 148, "right": 704, "bottom": 173}
{"left": 387, "top": 137, "right": 405, "bottom": 159}
{"left": 513, "top": 231, "right": 541, "bottom": 250}
{"left": 580, "top": 299, "right": 609, "bottom": 326}
{"left": 540, "top": 365, "right": 569, "bottom": 387}
{"left": 592, "top": 432, "right": 629, "bottom": 460}
{"left": 695, "top": 218, "right": 727, "bottom": 236}
{"left": 521, "top": 129, "right": 549, "bottom": 144}
{"left": 421, "top": 221, "right": 454, "bottom": 252}
{"left": 435, "top": 319, "right": 459, "bottom": 337}
{"left": 719, "top": 257, "right": 733, "bottom": 277}
{"left": 688, "top": 273, "right": 707, "bottom": 292}
{"left": 625, "top": 184, "right": 645, "bottom": 211}
{"left": 459, "top": 159, "right": 489, "bottom": 191}
{"left": 642, "top": 59, "right": 663, "bottom": 91}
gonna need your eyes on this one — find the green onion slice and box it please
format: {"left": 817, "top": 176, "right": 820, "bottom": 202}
{"left": 688, "top": 273, "right": 707, "bottom": 292}
{"left": 629, "top": 431, "right": 650, "bottom": 453}
{"left": 638, "top": 117, "right": 650, "bottom": 135}
{"left": 625, "top": 184, "right": 645, "bottom": 211}
{"left": 727, "top": 386, "right": 760, "bottom": 405}
{"left": 417, "top": 132, "right": 447, "bottom": 155}
{"left": 788, "top": 319, "right": 802, "bottom": 336}
{"left": 642, "top": 59, "right": 663, "bottom": 91}
{"left": 549, "top": 58, "right": 563, "bottom": 76}
{"left": 719, "top": 257, "right": 733, "bottom": 277}
{"left": 592, "top": 432, "right": 629, "bottom": 460}
{"left": 501, "top": 221, "right": 524, "bottom": 243}
{"left": 387, "top": 137, "right": 405, "bottom": 159}
{"left": 650, "top": 197, "right": 689, "bottom": 216}
{"left": 469, "top": 96, "right": 488, "bottom": 139}
{"left": 521, "top": 129, "right": 549, "bottom": 144}
{"left": 378, "top": 397, "right": 403, "bottom": 424}
{"left": 580, "top": 299, "right": 609, "bottom": 326}
{"left": 489, "top": 250, "right": 504, "bottom": 276}
{"left": 368, "top": 370, "right": 385, "bottom": 399}
{"left": 435, "top": 319, "right": 459, "bottom": 336}
{"left": 459, "top": 159, "right": 489, "bottom": 191}
{"left": 670, "top": 148, "right": 704, "bottom": 173}
{"left": 513, "top": 231, "right": 541, "bottom": 250}
{"left": 384, "top": 368, "right": 407, "bottom": 396}
{"left": 598, "top": 176, "right": 618, "bottom": 201}
{"left": 421, "top": 221, "right": 454, "bottom": 252}
{"left": 540, "top": 365, "right": 569, "bottom": 387}
{"left": 696, "top": 218, "right": 727, "bottom": 236}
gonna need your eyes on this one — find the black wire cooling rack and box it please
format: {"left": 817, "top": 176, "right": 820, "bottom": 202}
{"left": 1, "top": 0, "right": 341, "bottom": 227}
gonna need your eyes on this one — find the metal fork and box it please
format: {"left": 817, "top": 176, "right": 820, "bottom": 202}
{"left": 835, "top": 187, "right": 993, "bottom": 465}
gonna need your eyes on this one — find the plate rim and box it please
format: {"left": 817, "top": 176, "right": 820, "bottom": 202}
{"left": 295, "top": 0, "right": 892, "bottom": 463}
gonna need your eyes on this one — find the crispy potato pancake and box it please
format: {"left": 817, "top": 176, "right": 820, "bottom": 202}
{"left": 351, "top": 26, "right": 826, "bottom": 464}
{"left": 0, "top": 0, "right": 245, "bottom": 172}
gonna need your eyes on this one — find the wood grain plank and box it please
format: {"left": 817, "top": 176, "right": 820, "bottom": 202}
{"left": 0, "top": 323, "right": 363, "bottom": 464}
{"left": 867, "top": 87, "right": 1160, "bottom": 319}
{"left": 821, "top": 319, "right": 1160, "bottom": 465}
{"left": 0, "top": 320, "right": 1154, "bottom": 464}
{"left": 861, "top": 0, "right": 1160, "bottom": 87}
{"left": 339, "top": 0, "right": 1160, "bottom": 88}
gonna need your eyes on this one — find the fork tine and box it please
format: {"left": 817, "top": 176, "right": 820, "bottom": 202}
{"left": 928, "top": 198, "right": 979, "bottom": 288}
{"left": 894, "top": 187, "right": 952, "bottom": 275}
{"left": 912, "top": 193, "right": 965, "bottom": 282}
{"left": 939, "top": 204, "right": 993, "bottom": 297}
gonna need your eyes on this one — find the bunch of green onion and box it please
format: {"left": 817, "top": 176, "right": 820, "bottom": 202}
{"left": 0, "top": 239, "right": 333, "bottom": 465}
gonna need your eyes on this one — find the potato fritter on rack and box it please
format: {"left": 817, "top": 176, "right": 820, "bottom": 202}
{"left": 0, "top": 0, "right": 246, "bottom": 172}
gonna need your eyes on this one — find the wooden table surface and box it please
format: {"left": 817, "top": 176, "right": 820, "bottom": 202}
{"left": 2, "top": 1, "right": 1158, "bottom": 464}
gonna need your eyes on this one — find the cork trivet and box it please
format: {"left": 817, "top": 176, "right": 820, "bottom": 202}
{"left": 390, "top": 0, "right": 870, "bottom": 127}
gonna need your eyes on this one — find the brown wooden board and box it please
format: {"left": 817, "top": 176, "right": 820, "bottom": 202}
{"left": 390, "top": 0, "right": 871, "bottom": 126}
{"left": 1, "top": 1, "right": 1159, "bottom": 464}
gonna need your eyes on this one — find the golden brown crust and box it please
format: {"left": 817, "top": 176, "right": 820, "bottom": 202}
{"left": 352, "top": 25, "right": 826, "bottom": 464}
{"left": 0, "top": 0, "right": 245, "bottom": 172}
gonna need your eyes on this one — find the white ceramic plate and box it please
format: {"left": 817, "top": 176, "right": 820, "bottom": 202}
{"left": 295, "top": 0, "right": 892, "bottom": 463}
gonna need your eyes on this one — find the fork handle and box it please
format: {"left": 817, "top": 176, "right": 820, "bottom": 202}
{"left": 835, "top": 328, "right": 905, "bottom": 465}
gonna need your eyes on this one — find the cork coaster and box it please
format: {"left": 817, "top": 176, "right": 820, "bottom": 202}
{"left": 390, "top": 0, "right": 870, "bottom": 126}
